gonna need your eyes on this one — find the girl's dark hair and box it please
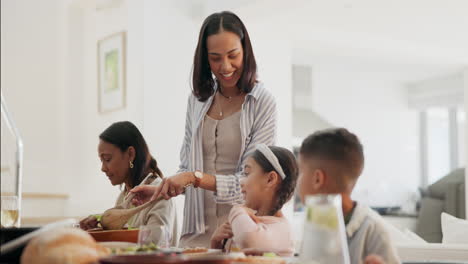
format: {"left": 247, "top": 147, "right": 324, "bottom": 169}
{"left": 99, "top": 121, "right": 163, "bottom": 188}
{"left": 192, "top": 11, "right": 257, "bottom": 102}
{"left": 251, "top": 146, "right": 298, "bottom": 215}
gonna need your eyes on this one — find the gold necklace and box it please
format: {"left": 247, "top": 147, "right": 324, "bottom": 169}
{"left": 219, "top": 87, "right": 242, "bottom": 101}
{"left": 216, "top": 91, "right": 224, "bottom": 117}
{"left": 219, "top": 89, "right": 233, "bottom": 101}
{"left": 216, "top": 90, "right": 243, "bottom": 118}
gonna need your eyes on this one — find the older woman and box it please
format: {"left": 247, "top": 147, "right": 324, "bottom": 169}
{"left": 79, "top": 121, "right": 179, "bottom": 246}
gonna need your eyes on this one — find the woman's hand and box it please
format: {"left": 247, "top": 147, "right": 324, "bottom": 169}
{"left": 129, "top": 172, "right": 194, "bottom": 205}
{"left": 364, "top": 255, "right": 385, "bottom": 264}
{"left": 210, "top": 222, "right": 233, "bottom": 249}
{"left": 79, "top": 215, "right": 98, "bottom": 230}
{"left": 157, "top": 172, "right": 194, "bottom": 199}
{"left": 128, "top": 185, "right": 160, "bottom": 206}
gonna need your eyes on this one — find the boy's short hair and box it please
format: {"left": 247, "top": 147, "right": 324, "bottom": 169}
{"left": 300, "top": 128, "right": 364, "bottom": 189}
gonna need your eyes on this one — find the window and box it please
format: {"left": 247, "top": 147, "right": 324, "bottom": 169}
{"left": 426, "top": 108, "right": 451, "bottom": 184}
{"left": 421, "top": 107, "right": 465, "bottom": 186}
{"left": 458, "top": 108, "right": 466, "bottom": 167}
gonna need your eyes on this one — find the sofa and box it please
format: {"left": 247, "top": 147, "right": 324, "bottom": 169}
{"left": 383, "top": 211, "right": 468, "bottom": 263}
{"left": 379, "top": 168, "right": 468, "bottom": 262}
{"left": 415, "top": 168, "right": 465, "bottom": 243}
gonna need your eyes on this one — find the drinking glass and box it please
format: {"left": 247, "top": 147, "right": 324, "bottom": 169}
{"left": 299, "top": 194, "right": 350, "bottom": 264}
{"left": 138, "top": 225, "right": 172, "bottom": 248}
{"left": 1, "top": 196, "right": 19, "bottom": 228}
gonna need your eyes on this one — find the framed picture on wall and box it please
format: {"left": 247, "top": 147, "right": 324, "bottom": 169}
{"left": 98, "top": 31, "right": 126, "bottom": 113}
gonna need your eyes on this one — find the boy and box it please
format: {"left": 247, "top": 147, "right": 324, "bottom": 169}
{"left": 298, "top": 128, "right": 400, "bottom": 264}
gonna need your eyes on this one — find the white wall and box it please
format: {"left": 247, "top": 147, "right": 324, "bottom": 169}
{"left": 465, "top": 67, "right": 468, "bottom": 218}
{"left": 293, "top": 109, "right": 333, "bottom": 139}
{"left": 141, "top": 1, "right": 199, "bottom": 228}
{"left": 249, "top": 28, "right": 293, "bottom": 149}
{"left": 311, "top": 65, "right": 420, "bottom": 208}
{"left": 407, "top": 74, "right": 464, "bottom": 109}
{"left": 141, "top": 1, "right": 196, "bottom": 178}
{"left": 1, "top": 0, "right": 148, "bottom": 217}
{"left": 63, "top": 0, "right": 148, "bottom": 216}
{"left": 1, "top": 0, "right": 67, "bottom": 195}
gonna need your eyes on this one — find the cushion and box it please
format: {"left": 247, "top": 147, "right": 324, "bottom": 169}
{"left": 457, "top": 182, "right": 466, "bottom": 219}
{"left": 428, "top": 168, "right": 464, "bottom": 199}
{"left": 416, "top": 197, "right": 444, "bottom": 242}
{"left": 441, "top": 212, "right": 468, "bottom": 244}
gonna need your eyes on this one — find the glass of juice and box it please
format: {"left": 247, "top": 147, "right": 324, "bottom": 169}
{"left": 1, "top": 196, "right": 19, "bottom": 228}
{"left": 299, "top": 194, "right": 350, "bottom": 264}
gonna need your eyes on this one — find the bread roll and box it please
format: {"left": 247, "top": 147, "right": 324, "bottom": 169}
{"left": 21, "top": 227, "right": 110, "bottom": 264}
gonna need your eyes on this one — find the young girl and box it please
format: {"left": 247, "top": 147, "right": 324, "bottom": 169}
{"left": 79, "top": 121, "right": 179, "bottom": 246}
{"left": 210, "top": 144, "right": 298, "bottom": 256}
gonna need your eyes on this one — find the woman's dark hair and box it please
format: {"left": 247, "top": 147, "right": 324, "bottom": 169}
{"left": 99, "top": 121, "right": 163, "bottom": 188}
{"left": 192, "top": 11, "right": 257, "bottom": 102}
{"left": 251, "top": 146, "right": 298, "bottom": 215}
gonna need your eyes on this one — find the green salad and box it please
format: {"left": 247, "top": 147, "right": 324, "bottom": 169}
{"left": 111, "top": 243, "right": 159, "bottom": 255}
{"left": 92, "top": 214, "right": 102, "bottom": 222}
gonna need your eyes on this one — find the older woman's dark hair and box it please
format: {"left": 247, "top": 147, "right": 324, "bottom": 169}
{"left": 99, "top": 121, "right": 163, "bottom": 188}
{"left": 251, "top": 146, "right": 298, "bottom": 215}
{"left": 192, "top": 11, "right": 257, "bottom": 102}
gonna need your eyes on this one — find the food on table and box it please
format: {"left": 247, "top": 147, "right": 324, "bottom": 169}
{"left": 262, "top": 252, "right": 278, "bottom": 257}
{"left": 233, "top": 256, "right": 286, "bottom": 264}
{"left": 109, "top": 242, "right": 159, "bottom": 255}
{"left": 183, "top": 250, "right": 286, "bottom": 263}
{"left": 93, "top": 214, "right": 102, "bottom": 222}
{"left": 183, "top": 247, "right": 209, "bottom": 254}
{"left": 21, "top": 227, "right": 110, "bottom": 264}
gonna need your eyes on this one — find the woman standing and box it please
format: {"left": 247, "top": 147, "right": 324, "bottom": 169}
{"left": 131, "top": 11, "right": 277, "bottom": 247}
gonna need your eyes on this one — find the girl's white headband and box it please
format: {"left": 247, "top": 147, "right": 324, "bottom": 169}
{"left": 256, "top": 144, "right": 286, "bottom": 180}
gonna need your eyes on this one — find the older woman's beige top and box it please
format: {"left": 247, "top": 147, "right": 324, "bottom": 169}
{"left": 115, "top": 174, "right": 180, "bottom": 247}
{"left": 179, "top": 111, "right": 242, "bottom": 247}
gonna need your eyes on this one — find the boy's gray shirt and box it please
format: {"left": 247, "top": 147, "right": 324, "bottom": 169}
{"left": 347, "top": 203, "right": 401, "bottom": 264}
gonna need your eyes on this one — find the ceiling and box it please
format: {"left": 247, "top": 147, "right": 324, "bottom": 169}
{"left": 178, "top": 0, "right": 468, "bottom": 82}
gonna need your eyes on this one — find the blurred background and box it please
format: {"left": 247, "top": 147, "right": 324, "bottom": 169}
{"left": 1, "top": 0, "right": 467, "bottom": 236}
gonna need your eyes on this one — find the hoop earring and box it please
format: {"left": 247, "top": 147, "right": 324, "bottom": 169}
{"left": 129, "top": 161, "right": 134, "bottom": 169}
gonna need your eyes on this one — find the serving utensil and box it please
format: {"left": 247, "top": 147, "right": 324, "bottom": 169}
{"left": 100, "top": 197, "right": 164, "bottom": 230}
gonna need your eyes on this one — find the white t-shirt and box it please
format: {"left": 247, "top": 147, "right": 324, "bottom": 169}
{"left": 346, "top": 203, "right": 401, "bottom": 264}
